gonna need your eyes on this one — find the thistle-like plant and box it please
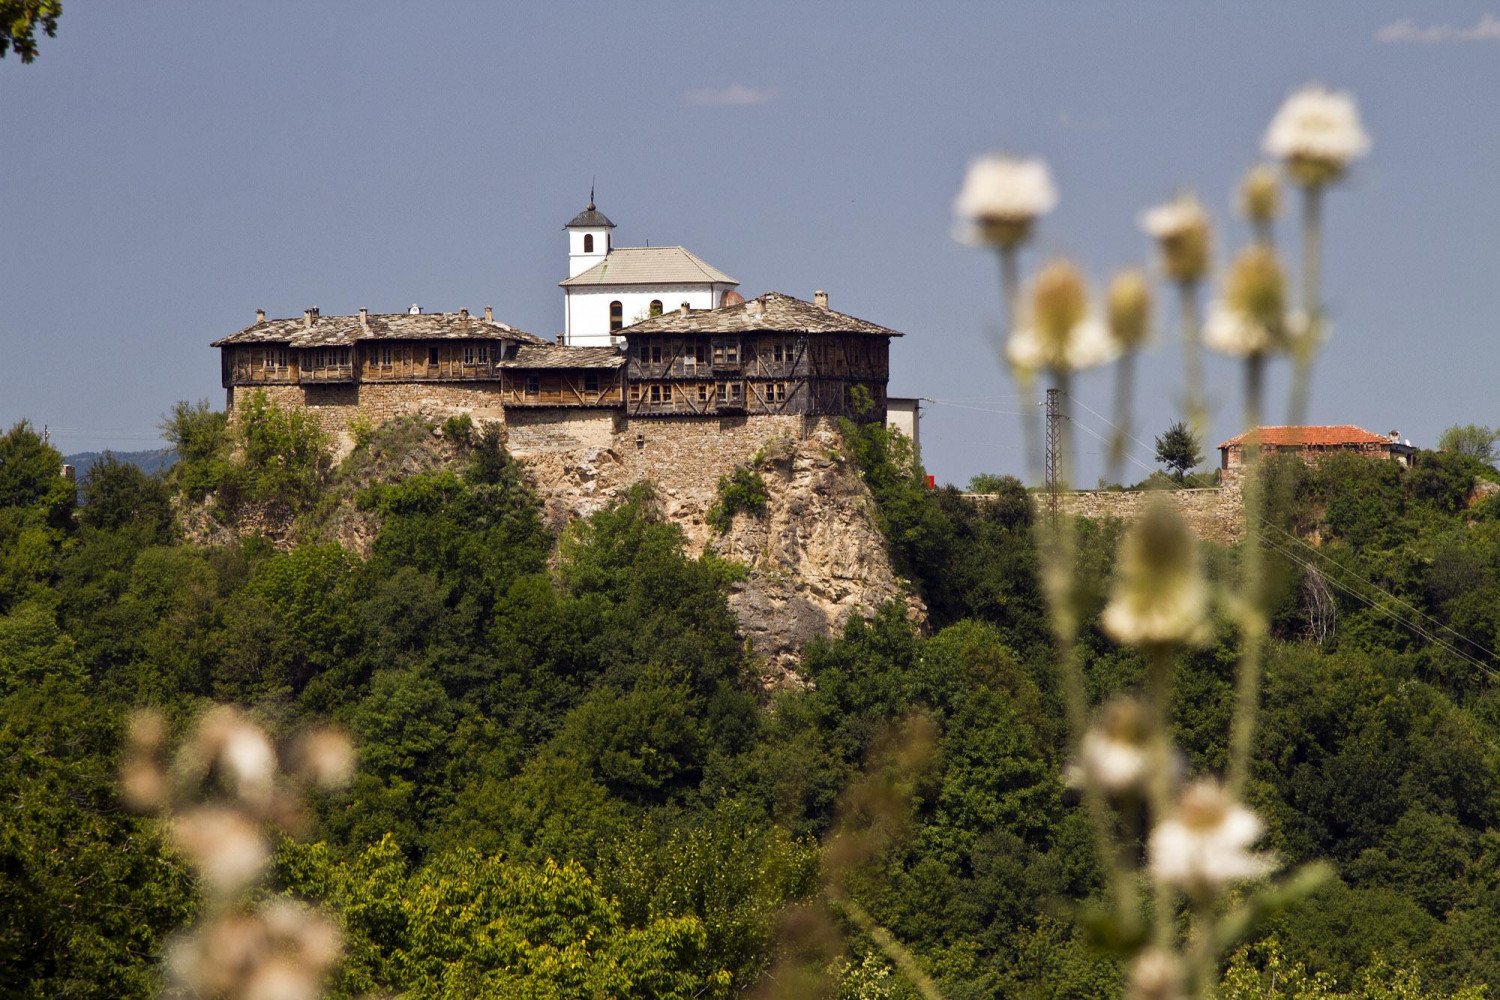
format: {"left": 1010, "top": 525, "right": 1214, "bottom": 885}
{"left": 947, "top": 81, "right": 1366, "bottom": 999}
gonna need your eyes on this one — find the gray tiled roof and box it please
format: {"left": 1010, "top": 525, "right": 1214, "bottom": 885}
{"left": 499, "top": 345, "right": 625, "bottom": 370}
{"left": 621, "top": 291, "right": 903, "bottom": 338}
{"left": 558, "top": 247, "right": 738, "bottom": 288}
{"left": 565, "top": 206, "right": 615, "bottom": 229}
{"left": 211, "top": 311, "right": 548, "bottom": 349}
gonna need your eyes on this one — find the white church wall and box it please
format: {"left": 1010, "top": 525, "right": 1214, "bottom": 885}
{"left": 565, "top": 284, "right": 723, "bottom": 346}
{"left": 568, "top": 228, "right": 611, "bottom": 277}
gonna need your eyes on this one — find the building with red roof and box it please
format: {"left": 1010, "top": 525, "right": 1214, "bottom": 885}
{"left": 1217, "top": 425, "right": 1415, "bottom": 470}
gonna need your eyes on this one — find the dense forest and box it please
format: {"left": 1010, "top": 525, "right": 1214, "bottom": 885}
{"left": 3, "top": 401, "right": 1500, "bottom": 998}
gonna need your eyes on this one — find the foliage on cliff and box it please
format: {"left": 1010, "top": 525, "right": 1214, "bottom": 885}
{"left": 4, "top": 406, "right": 1500, "bottom": 997}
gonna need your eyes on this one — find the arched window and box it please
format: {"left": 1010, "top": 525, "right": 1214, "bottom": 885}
{"left": 609, "top": 300, "right": 623, "bottom": 331}
{"left": 649, "top": 299, "right": 663, "bottom": 317}
{"left": 583, "top": 233, "right": 594, "bottom": 253}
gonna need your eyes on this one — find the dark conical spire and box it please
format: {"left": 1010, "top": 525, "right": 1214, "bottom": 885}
{"left": 565, "top": 183, "right": 614, "bottom": 230}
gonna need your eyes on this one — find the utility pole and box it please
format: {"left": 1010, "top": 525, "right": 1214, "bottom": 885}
{"left": 1044, "top": 388, "right": 1061, "bottom": 517}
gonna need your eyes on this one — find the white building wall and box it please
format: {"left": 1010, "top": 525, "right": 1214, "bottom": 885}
{"left": 886, "top": 397, "right": 921, "bottom": 456}
{"left": 564, "top": 283, "right": 726, "bottom": 347}
{"left": 568, "top": 227, "right": 612, "bottom": 277}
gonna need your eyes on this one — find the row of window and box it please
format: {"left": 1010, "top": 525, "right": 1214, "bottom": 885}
{"left": 628, "top": 341, "right": 803, "bottom": 367}
{"left": 629, "top": 381, "right": 797, "bottom": 406}
{"left": 248, "top": 345, "right": 508, "bottom": 371}
{"left": 518, "top": 373, "right": 605, "bottom": 397}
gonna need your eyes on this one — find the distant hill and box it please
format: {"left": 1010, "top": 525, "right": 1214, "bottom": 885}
{"left": 64, "top": 449, "right": 178, "bottom": 479}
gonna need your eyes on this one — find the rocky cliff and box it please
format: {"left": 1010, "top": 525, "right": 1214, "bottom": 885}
{"left": 515, "top": 420, "right": 924, "bottom": 686}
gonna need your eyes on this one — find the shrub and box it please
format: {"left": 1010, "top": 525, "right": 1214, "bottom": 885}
{"left": 708, "top": 467, "right": 769, "bottom": 534}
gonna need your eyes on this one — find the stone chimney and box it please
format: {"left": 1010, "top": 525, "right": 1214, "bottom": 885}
{"left": 556, "top": 333, "right": 565, "bottom": 346}
{"left": 255, "top": 308, "right": 266, "bottom": 323}
{"left": 814, "top": 289, "right": 829, "bottom": 309}
{"left": 303, "top": 307, "right": 319, "bottom": 328}
{"left": 1389, "top": 429, "right": 1401, "bottom": 443}
{"left": 484, "top": 305, "right": 493, "bottom": 322}
{"left": 358, "top": 307, "right": 369, "bottom": 325}
{"left": 459, "top": 307, "right": 469, "bottom": 319}
{"left": 680, "top": 301, "right": 691, "bottom": 316}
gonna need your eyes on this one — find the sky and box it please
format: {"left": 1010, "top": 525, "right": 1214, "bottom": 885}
{"left": 3, "top": 3, "right": 1499, "bottom": 486}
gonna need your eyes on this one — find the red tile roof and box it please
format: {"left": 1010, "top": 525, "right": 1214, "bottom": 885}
{"left": 1218, "top": 425, "right": 1393, "bottom": 449}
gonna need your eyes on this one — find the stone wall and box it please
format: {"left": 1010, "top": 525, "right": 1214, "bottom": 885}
{"left": 505, "top": 408, "right": 620, "bottom": 454}
{"left": 230, "top": 382, "right": 508, "bottom": 439}
{"left": 1056, "top": 483, "right": 1244, "bottom": 544}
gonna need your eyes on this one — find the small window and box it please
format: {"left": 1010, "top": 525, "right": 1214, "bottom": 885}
{"left": 378, "top": 346, "right": 393, "bottom": 367}
{"left": 649, "top": 384, "right": 662, "bottom": 403}
{"left": 525, "top": 376, "right": 540, "bottom": 396}
{"left": 650, "top": 344, "right": 662, "bottom": 365}
{"left": 610, "top": 301, "right": 623, "bottom": 332}
{"left": 584, "top": 373, "right": 600, "bottom": 394}
{"left": 697, "top": 385, "right": 709, "bottom": 402}
{"left": 583, "top": 233, "right": 594, "bottom": 253}
{"left": 649, "top": 299, "right": 663, "bottom": 317}
{"left": 428, "top": 347, "right": 439, "bottom": 366}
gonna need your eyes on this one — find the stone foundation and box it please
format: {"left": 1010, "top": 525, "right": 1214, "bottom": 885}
{"left": 1058, "top": 483, "right": 1244, "bottom": 544}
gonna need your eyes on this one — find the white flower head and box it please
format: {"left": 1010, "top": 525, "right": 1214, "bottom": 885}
{"left": 1127, "top": 948, "right": 1184, "bottom": 1000}
{"left": 1075, "top": 698, "right": 1151, "bottom": 794}
{"left": 170, "top": 805, "right": 270, "bottom": 896}
{"left": 954, "top": 154, "right": 1058, "bottom": 248}
{"left": 1150, "top": 780, "right": 1274, "bottom": 894}
{"left": 1140, "top": 193, "right": 1212, "bottom": 283}
{"left": 294, "top": 727, "right": 356, "bottom": 790}
{"left": 1007, "top": 259, "right": 1120, "bottom": 376}
{"left": 182, "top": 705, "right": 278, "bottom": 810}
{"left": 1264, "top": 84, "right": 1370, "bottom": 185}
{"left": 1102, "top": 501, "right": 1212, "bottom": 651}
{"left": 1202, "top": 245, "right": 1290, "bottom": 359}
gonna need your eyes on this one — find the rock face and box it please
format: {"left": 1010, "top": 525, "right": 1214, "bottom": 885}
{"left": 515, "top": 419, "right": 924, "bottom": 686}
{"left": 710, "top": 429, "right": 925, "bottom": 687}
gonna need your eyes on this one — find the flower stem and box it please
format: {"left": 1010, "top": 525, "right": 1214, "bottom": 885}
{"left": 1289, "top": 184, "right": 1324, "bottom": 427}
{"left": 1177, "top": 281, "right": 1207, "bottom": 443}
{"left": 999, "top": 247, "right": 1043, "bottom": 485}
{"left": 1226, "top": 360, "right": 1269, "bottom": 796}
{"left": 1108, "top": 350, "right": 1137, "bottom": 487}
{"left": 1145, "top": 645, "right": 1178, "bottom": 951}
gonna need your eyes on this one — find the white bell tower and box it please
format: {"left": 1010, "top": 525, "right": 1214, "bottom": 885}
{"left": 565, "top": 188, "right": 615, "bottom": 278}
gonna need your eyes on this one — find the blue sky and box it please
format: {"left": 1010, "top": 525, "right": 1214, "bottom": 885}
{"left": 3, "top": 3, "right": 1498, "bottom": 486}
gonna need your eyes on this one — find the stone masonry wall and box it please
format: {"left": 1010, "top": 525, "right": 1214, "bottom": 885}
{"left": 1054, "top": 481, "right": 1244, "bottom": 544}
{"left": 230, "top": 382, "right": 508, "bottom": 440}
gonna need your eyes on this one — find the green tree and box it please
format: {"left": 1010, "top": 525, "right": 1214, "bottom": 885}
{"left": 0, "top": 0, "right": 61, "bottom": 63}
{"left": 1154, "top": 419, "right": 1203, "bottom": 481}
{"left": 1436, "top": 424, "right": 1498, "bottom": 465}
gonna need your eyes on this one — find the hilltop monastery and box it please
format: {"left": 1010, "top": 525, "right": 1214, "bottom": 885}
{"left": 212, "top": 198, "right": 919, "bottom": 457}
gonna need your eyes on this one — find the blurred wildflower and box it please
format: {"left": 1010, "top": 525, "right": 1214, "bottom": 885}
{"left": 1202, "top": 246, "right": 1289, "bottom": 358}
{"left": 953, "top": 154, "right": 1058, "bottom": 249}
{"left": 1127, "top": 948, "right": 1184, "bottom": 1000}
{"left": 1007, "top": 259, "right": 1119, "bottom": 375}
{"left": 166, "top": 900, "right": 342, "bottom": 1000}
{"left": 1150, "top": 780, "right": 1274, "bottom": 894}
{"left": 1102, "top": 502, "right": 1211, "bottom": 652}
{"left": 1264, "top": 84, "right": 1370, "bottom": 187}
{"left": 179, "top": 705, "right": 278, "bottom": 811}
{"left": 1141, "top": 193, "right": 1212, "bottom": 284}
{"left": 170, "top": 805, "right": 271, "bottom": 897}
{"left": 1106, "top": 269, "right": 1153, "bottom": 351}
{"left": 1073, "top": 698, "right": 1151, "bottom": 794}
{"left": 1239, "top": 164, "right": 1281, "bottom": 233}
{"left": 294, "top": 727, "right": 356, "bottom": 791}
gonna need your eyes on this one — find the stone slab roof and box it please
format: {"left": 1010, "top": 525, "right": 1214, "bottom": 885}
{"left": 621, "top": 291, "right": 904, "bottom": 338}
{"left": 1218, "top": 425, "right": 1394, "bottom": 449}
{"left": 559, "top": 247, "right": 738, "bottom": 288}
{"left": 499, "top": 345, "right": 625, "bottom": 370}
{"left": 212, "top": 311, "right": 547, "bottom": 349}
